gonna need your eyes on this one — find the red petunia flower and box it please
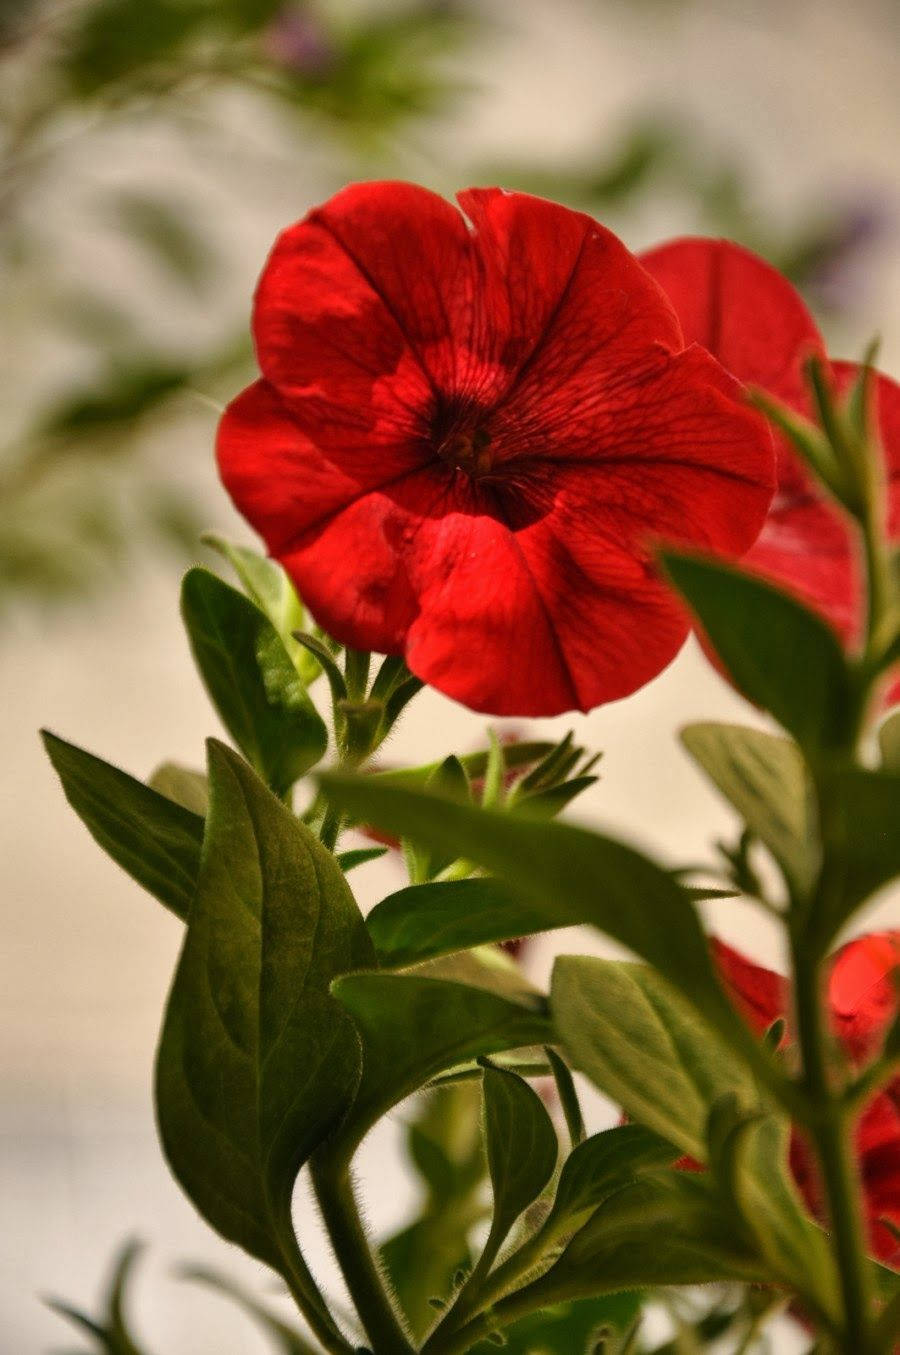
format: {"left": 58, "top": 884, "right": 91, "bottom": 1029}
{"left": 217, "top": 183, "right": 775, "bottom": 717}
{"left": 640, "top": 237, "right": 900, "bottom": 679}
{"left": 713, "top": 933, "right": 900, "bottom": 1268}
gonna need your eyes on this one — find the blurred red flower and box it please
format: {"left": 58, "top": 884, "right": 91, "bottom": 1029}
{"left": 217, "top": 183, "right": 774, "bottom": 716}
{"left": 641, "top": 238, "right": 900, "bottom": 681}
{"left": 713, "top": 933, "right": 900, "bottom": 1267}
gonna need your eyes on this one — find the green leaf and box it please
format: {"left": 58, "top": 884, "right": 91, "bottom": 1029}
{"left": 813, "top": 764, "right": 900, "bottom": 939}
{"left": 551, "top": 955, "right": 756, "bottom": 1162}
{"left": 662, "top": 551, "right": 855, "bottom": 753}
{"left": 178, "top": 1265, "right": 320, "bottom": 1354}
{"left": 156, "top": 742, "right": 372, "bottom": 1295}
{"left": 46, "top": 1238, "right": 149, "bottom": 1355}
{"left": 720, "top": 1111, "right": 838, "bottom": 1323}
{"left": 681, "top": 722, "right": 819, "bottom": 896}
{"left": 504, "top": 1173, "right": 767, "bottom": 1310}
{"left": 336, "top": 846, "right": 389, "bottom": 873}
{"left": 544, "top": 1125, "right": 678, "bottom": 1241}
{"left": 492, "top": 1294, "right": 642, "bottom": 1355}
{"left": 148, "top": 761, "right": 208, "bottom": 817}
{"left": 410, "top": 756, "right": 471, "bottom": 881}
{"left": 202, "top": 535, "right": 315, "bottom": 682}
{"left": 321, "top": 774, "right": 771, "bottom": 1079}
{"left": 330, "top": 972, "right": 551, "bottom": 1155}
{"left": 42, "top": 731, "right": 202, "bottom": 921}
{"left": 544, "top": 1046, "right": 585, "bottom": 1148}
{"left": 551, "top": 957, "right": 838, "bottom": 1320}
{"left": 367, "top": 879, "right": 539, "bottom": 967}
{"left": 479, "top": 1062, "right": 558, "bottom": 1268}
{"left": 181, "top": 569, "right": 327, "bottom": 796}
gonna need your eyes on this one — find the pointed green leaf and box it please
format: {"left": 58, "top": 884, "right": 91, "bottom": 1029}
{"left": 156, "top": 741, "right": 373, "bottom": 1286}
{"left": 330, "top": 972, "right": 551, "bottom": 1154}
{"left": 480, "top": 1063, "right": 558, "bottom": 1265}
{"left": 367, "top": 879, "right": 540, "bottom": 968}
{"left": 336, "top": 845, "right": 389, "bottom": 873}
{"left": 501, "top": 1174, "right": 766, "bottom": 1312}
{"left": 544, "top": 1125, "right": 678, "bottom": 1241}
{"left": 181, "top": 569, "right": 327, "bottom": 796}
{"left": 681, "top": 722, "right": 819, "bottom": 895}
{"left": 662, "top": 551, "right": 855, "bottom": 753}
{"left": 42, "top": 731, "right": 202, "bottom": 921}
{"left": 321, "top": 774, "right": 772, "bottom": 1081}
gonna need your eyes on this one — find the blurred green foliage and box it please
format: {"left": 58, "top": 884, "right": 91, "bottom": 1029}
{"left": 0, "top": 0, "right": 891, "bottom": 620}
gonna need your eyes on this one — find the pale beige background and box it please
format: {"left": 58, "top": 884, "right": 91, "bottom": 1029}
{"left": 3, "top": 1, "right": 900, "bottom": 1350}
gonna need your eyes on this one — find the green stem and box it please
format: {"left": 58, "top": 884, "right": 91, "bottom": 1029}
{"left": 277, "top": 1228, "right": 356, "bottom": 1355}
{"left": 311, "top": 1150, "right": 415, "bottom": 1355}
{"left": 790, "top": 926, "right": 875, "bottom": 1353}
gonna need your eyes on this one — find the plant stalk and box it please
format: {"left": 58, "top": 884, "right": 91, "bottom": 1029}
{"left": 311, "top": 1150, "right": 415, "bottom": 1355}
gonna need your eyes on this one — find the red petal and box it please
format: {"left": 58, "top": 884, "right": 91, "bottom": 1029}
{"left": 711, "top": 939, "right": 789, "bottom": 1037}
{"left": 827, "top": 931, "right": 900, "bottom": 1063}
{"left": 256, "top": 181, "right": 476, "bottom": 402}
{"left": 639, "top": 236, "right": 826, "bottom": 413}
{"left": 458, "top": 187, "right": 683, "bottom": 405}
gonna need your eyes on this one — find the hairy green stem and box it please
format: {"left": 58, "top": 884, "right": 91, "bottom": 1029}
{"left": 311, "top": 1151, "right": 415, "bottom": 1355}
{"left": 277, "top": 1229, "right": 356, "bottom": 1355}
{"left": 790, "top": 925, "right": 875, "bottom": 1353}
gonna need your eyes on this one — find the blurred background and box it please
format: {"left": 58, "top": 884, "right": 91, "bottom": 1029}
{"left": 3, "top": 0, "right": 900, "bottom": 1349}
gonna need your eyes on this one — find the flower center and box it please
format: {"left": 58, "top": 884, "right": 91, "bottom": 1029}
{"left": 430, "top": 397, "right": 494, "bottom": 477}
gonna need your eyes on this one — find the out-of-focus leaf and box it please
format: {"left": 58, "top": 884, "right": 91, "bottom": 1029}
{"left": 148, "top": 762, "right": 208, "bottom": 817}
{"left": 681, "top": 722, "right": 819, "bottom": 896}
{"left": 42, "top": 732, "right": 202, "bottom": 921}
{"left": 46, "top": 1238, "right": 149, "bottom": 1355}
{"left": 662, "top": 551, "right": 855, "bottom": 755}
{"left": 65, "top": 0, "right": 207, "bottom": 97}
{"left": 38, "top": 361, "right": 193, "bottom": 441}
{"left": 104, "top": 191, "right": 215, "bottom": 292}
{"left": 178, "top": 1265, "right": 319, "bottom": 1354}
{"left": 552, "top": 957, "right": 838, "bottom": 1321}
{"left": 156, "top": 742, "right": 372, "bottom": 1323}
{"left": 181, "top": 568, "right": 327, "bottom": 796}
{"left": 812, "top": 764, "right": 900, "bottom": 941}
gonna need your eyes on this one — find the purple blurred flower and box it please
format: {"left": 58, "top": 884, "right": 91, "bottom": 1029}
{"left": 805, "top": 196, "right": 894, "bottom": 313}
{"left": 263, "top": 5, "right": 336, "bottom": 79}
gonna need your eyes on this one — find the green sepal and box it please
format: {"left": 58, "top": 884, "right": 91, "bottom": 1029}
{"left": 46, "top": 1238, "right": 148, "bottom": 1355}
